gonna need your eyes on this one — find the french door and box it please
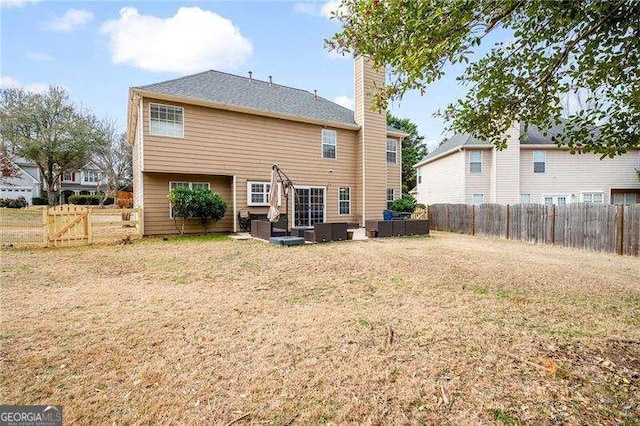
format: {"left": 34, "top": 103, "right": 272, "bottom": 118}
{"left": 293, "top": 187, "right": 325, "bottom": 227}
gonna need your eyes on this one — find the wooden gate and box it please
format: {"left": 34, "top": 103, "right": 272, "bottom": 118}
{"left": 47, "top": 205, "right": 89, "bottom": 247}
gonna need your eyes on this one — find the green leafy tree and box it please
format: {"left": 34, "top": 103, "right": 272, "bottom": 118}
{"left": 329, "top": 0, "right": 640, "bottom": 157}
{"left": 168, "top": 186, "right": 227, "bottom": 234}
{"left": 387, "top": 113, "right": 427, "bottom": 193}
{"left": 93, "top": 118, "right": 132, "bottom": 207}
{"left": 0, "top": 86, "right": 106, "bottom": 205}
{"left": 390, "top": 193, "right": 417, "bottom": 213}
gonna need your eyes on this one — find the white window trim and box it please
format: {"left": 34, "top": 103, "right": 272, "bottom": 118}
{"left": 149, "top": 102, "right": 185, "bottom": 139}
{"left": 246, "top": 181, "right": 281, "bottom": 207}
{"left": 580, "top": 191, "right": 604, "bottom": 203}
{"left": 542, "top": 194, "right": 571, "bottom": 206}
{"left": 386, "top": 138, "right": 397, "bottom": 164}
{"left": 290, "top": 185, "right": 327, "bottom": 227}
{"left": 168, "top": 181, "right": 211, "bottom": 218}
{"left": 533, "top": 150, "right": 546, "bottom": 173}
{"left": 386, "top": 188, "right": 395, "bottom": 208}
{"left": 82, "top": 170, "right": 100, "bottom": 184}
{"left": 338, "top": 187, "right": 351, "bottom": 215}
{"left": 473, "top": 193, "right": 484, "bottom": 205}
{"left": 520, "top": 194, "right": 531, "bottom": 203}
{"left": 469, "top": 150, "right": 482, "bottom": 173}
{"left": 321, "top": 129, "right": 337, "bottom": 160}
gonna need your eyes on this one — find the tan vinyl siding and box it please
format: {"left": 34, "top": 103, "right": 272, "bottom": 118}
{"left": 520, "top": 149, "right": 640, "bottom": 204}
{"left": 141, "top": 98, "right": 360, "bottom": 230}
{"left": 354, "top": 56, "right": 388, "bottom": 222}
{"left": 490, "top": 124, "right": 520, "bottom": 204}
{"left": 416, "top": 151, "right": 465, "bottom": 205}
{"left": 143, "top": 173, "right": 233, "bottom": 235}
{"left": 386, "top": 136, "right": 402, "bottom": 200}
{"left": 464, "top": 148, "right": 492, "bottom": 203}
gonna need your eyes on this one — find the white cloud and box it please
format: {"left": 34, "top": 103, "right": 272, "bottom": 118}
{"left": 333, "top": 95, "right": 354, "bottom": 110}
{"left": 294, "top": 1, "right": 347, "bottom": 18}
{"left": 0, "top": 75, "right": 48, "bottom": 93}
{"left": 26, "top": 52, "right": 54, "bottom": 62}
{"left": 424, "top": 138, "right": 441, "bottom": 152}
{"left": 0, "top": 0, "right": 39, "bottom": 8}
{"left": 46, "top": 8, "right": 94, "bottom": 32}
{"left": 100, "top": 7, "right": 253, "bottom": 74}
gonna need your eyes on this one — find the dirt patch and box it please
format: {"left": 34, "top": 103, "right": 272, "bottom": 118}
{"left": 1, "top": 232, "right": 638, "bottom": 424}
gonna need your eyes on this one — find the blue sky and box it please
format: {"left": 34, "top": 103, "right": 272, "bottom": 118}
{"left": 1, "top": 0, "right": 508, "bottom": 150}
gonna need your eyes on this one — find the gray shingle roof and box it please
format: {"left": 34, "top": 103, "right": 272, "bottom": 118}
{"left": 136, "top": 70, "right": 358, "bottom": 126}
{"left": 421, "top": 133, "right": 490, "bottom": 162}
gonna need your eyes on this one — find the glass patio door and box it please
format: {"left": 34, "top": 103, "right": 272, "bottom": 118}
{"left": 294, "top": 187, "right": 325, "bottom": 227}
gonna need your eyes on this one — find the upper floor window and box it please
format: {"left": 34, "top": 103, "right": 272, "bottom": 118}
{"left": 338, "top": 187, "right": 351, "bottom": 215}
{"left": 417, "top": 169, "right": 422, "bottom": 184}
{"left": 150, "top": 103, "right": 184, "bottom": 138}
{"left": 84, "top": 170, "right": 100, "bottom": 183}
{"left": 322, "top": 129, "right": 337, "bottom": 159}
{"left": 386, "top": 138, "right": 397, "bottom": 164}
{"left": 581, "top": 192, "right": 604, "bottom": 203}
{"left": 533, "top": 151, "right": 546, "bottom": 173}
{"left": 63, "top": 172, "right": 73, "bottom": 182}
{"left": 469, "top": 150, "right": 482, "bottom": 173}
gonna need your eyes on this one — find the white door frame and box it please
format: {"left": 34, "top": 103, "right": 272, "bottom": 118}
{"left": 291, "top": 185, "right": 327, "bottom": 227}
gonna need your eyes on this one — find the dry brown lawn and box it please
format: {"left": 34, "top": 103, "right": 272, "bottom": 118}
{"left": 1, "top": 232, "right": 639, "bottom": 424}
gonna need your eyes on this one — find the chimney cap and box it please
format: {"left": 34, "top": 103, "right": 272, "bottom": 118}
{"left": 268, "top": 75, "right": 273, "bottom": 86}
{"left": 314, "top": 89, "right": 318, "bottom": 100}
{"left": 248, "top": 71, "right": 253, "bottom": 81}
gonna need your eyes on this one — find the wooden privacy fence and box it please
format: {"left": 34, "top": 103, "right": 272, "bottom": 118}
{"left": 428, "top": 203, "right": 640, "bottom": 256}
{"left": 0, "top": 205, "right": 143, "bottom": 248}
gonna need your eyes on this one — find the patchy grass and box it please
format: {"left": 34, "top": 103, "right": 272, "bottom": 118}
{"left": 1, "top": 232, "right": 638, "bottom": 424}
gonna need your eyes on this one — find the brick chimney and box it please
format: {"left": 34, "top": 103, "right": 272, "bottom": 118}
{"left": 354, "top": 55, "right": 387, "bottom": 225}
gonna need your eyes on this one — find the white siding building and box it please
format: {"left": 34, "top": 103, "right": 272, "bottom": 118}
{"left": 415, "top": 123, "right": 640, "bottom": 206}
{"left": 0, "top": 156, "right": 41, "bottom": 204}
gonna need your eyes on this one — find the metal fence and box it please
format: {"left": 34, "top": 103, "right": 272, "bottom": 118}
{"left": 428, "top": 203, "right": 640, "bottom": 256}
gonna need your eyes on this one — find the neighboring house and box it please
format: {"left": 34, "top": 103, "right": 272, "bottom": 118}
{"left": 415, "top": 122, "right": 640, "bottom": 206}
{"left": 59, "top": 161, "right": 107, "bottom": 204}
{"left": 127, "top": 56, "right": 407, "bottom": 235}
{"left": 0, "top": 156, "right": 41, "bottom": 204}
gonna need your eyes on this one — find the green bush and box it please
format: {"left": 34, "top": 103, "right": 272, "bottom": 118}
{"left": 31, "top": 196, "right": 48, "bottom": 206}
{"left": 390, "top": 193, "right": 417, "bottom": 213}
{"left": 168, "top": 186, "right": 227, "bottom": 234}
{"left": 69, "top": 195, "right": 114, "bottom": 205}
{"left": 0, "top": 197, "right": 28, "bottom": 208}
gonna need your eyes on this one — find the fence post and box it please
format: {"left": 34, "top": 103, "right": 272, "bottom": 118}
{"left": 87, "top": 209, "right": 93, "bottom": 245}
{"left": 42, "top": 208, "right": 48, "bottom": 247}
{"left": 551, "top": 204, "right": 556, "bottom": 245}
{"left": 471, "top": 204, "right": 475, "bottom": 236}
{"left": 617, "top": 205, "right": 624, "bottom": 255}
{"left": 138, "top": 207, "right": 144, "bottom": 237}
{"left": 505, "top": 204, "right": 510, "bottom": 240}
{"left": 445, "top": 204, "right": 450, "bottom": 232}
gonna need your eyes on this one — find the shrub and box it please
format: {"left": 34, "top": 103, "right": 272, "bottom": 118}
{"left": 390, "top": 193, "right": 417, "bottom": 213}
{"left": 31, "top": 196, "right": 48, "bottom": 206}
{"left": 69, "top": 195, "right": 114, "bottom": 206}
{"left": 0, "top": 196, "right": 28, "bottom": 208}
{"left": 167, "top": 187, "right": 227, "bottom": 234}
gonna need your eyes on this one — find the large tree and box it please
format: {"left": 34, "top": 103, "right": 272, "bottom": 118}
{"left": 387, "top": 113, "right": 427, "bottom": 193}
{"left": 0, "top": 86, "right": 105, "bottom": 205}
{"left": 93, "top": 118, "right": 132, "bottom": 206}
{"left": 329, "top": 0, "right": 640, "bottom": 157}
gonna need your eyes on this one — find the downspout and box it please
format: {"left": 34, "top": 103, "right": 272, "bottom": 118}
{"left": 233, "top": 175, "right": 237, "bottom": 233}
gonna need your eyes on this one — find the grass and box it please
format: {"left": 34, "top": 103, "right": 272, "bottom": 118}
{"left": 1, "top": 231, "right": 639, "bottom": 424}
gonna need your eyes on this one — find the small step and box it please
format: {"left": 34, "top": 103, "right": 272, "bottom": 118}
{"left": 269, "top": 236, "right": 305, "bottom": 246}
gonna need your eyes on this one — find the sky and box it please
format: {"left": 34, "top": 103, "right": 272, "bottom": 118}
{"left": 1, "top": 0, "right": 509, "bottom": 151}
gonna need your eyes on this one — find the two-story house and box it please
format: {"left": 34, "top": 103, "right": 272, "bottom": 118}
{"left": 0, "top": 155, "right": 41, "bottom": 204}
{"left": 59, "top": 161, "right": 107, "bottom": 204}
{"left": 127, "top": 56, "right": 406, "bottom": 235}
{"left": 415, "top": 122, "right": 640, "bottom": 206}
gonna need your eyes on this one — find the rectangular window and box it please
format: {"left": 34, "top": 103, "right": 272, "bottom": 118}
{"left": 533, "top": 151, "right": 546, "bottom": 173}
{"left": 543, "top": 194, "right": 569, "bottom": 206}
{"left": 84, "top": 170, "right": 100, "bottom": 183}
{"left": 469, "top": 150, "right": 482, "bottom": 173}
{"left": 150, "top": 103, "right": 184, "bottom": 138}
{"left": 168, "top": 181, "right": 211, "bottom": 218}
{"left": 63, "top": 172, "right": 72, "bottom": 182}
{"left": 386, "top": 138, "right": 397, "bottom": 164}
{"left": 581, "top": 192, "right": 604, "bottom": 203}
{"left": 473, "top": 193, "right": 484, "bottom": 205}
{"left": 322, "top": 129, "right": 337, "bottom": 159}
{"left": 386, "top": 188, "right": 395, "bottom": 209}
{"left": 247, "top": 181, "right": 280, "bottom": 206}
{"left": 613, "top": 193, "right": 638, "bottom": 205}
{"left": 520, "top": 194, "right": 531, "bottom": 203}
{"left": 417, "top": 169, "right": 422, "bottom": 184}
{"left": 338, "top": 187, "right": 351, "bottom": 215}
